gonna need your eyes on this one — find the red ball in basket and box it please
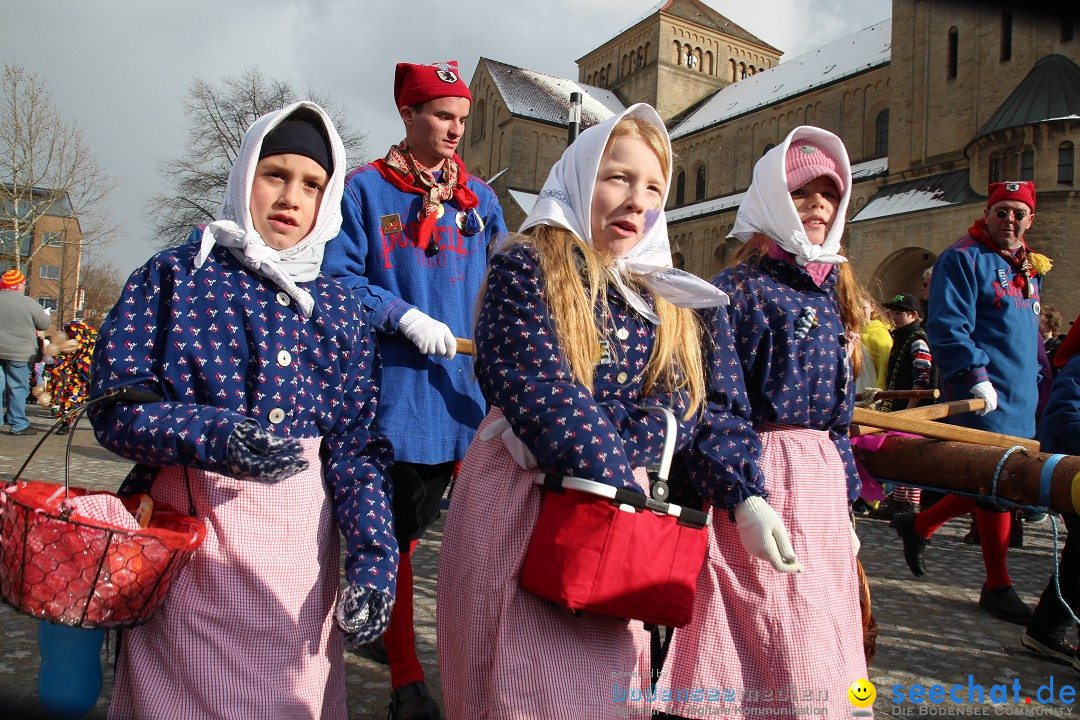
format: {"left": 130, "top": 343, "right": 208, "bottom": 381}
{"left": 0, "top": 480, "right": 205, "bottom": 628}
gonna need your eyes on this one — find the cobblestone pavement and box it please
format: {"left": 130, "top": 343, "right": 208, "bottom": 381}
{"left": 1, "top": 405, "right": 1077, "bottom": 718}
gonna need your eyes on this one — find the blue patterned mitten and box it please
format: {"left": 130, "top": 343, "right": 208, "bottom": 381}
{"left": 335, "top": 584, "right": 394, "bottom": 647}
{"left": 226, "top": 421, "right": 308, "bottom": 483}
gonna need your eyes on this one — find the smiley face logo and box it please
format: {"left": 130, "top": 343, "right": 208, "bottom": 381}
{"left": 847, "top": 678, "right": 876, "bottom": 709}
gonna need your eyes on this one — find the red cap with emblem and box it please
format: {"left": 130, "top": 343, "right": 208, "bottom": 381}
{"left": 987, "top": 180, "right": 1036, "bottom": 212}
{"left": 394, "top": 61, "right": 473, "bottom": 109}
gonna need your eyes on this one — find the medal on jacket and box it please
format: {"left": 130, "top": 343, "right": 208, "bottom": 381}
{"left": 794, "top": 307, "right": 818, "bottom": 340}
{"left": 456, "top": 208, "right": 485, "bottom": 237}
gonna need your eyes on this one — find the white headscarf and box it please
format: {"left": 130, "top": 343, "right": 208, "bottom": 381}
{"left": 194, "top": 101, "right": 347, "bottom": 317}
{"left": 521, "top": 103, "right": 728, "bottom": 323}
{"left": 729, "top": 125, "right": 852, "bottom": 266}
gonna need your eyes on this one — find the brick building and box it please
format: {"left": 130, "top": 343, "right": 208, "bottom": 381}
{"left": 461, "top": 0, "right": 1080, "bottom": 319}
{"left": 0, "top": 186, "right": 84, "bottom": 330}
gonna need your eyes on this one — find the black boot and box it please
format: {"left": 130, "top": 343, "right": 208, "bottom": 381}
{"left": 389, "top": 681, "right": 444, "bottom": 720}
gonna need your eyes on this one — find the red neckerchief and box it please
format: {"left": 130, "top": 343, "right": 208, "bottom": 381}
{"left": 1054, "top": 313, "right": 1080, "bottom": 368}
{"left": 372, "top": 142, "right": 478, "bottom": 252}
{"left": 968, "top": 218, "right": 1036, "bottom": 296}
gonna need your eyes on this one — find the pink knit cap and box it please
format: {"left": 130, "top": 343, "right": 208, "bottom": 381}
{"left": 785, "top": 141, "right": 844, "bottom": 194}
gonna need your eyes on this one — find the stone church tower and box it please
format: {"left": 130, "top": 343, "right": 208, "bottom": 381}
{"left": 576, "top": 0, "right": 781, "bottom": 124}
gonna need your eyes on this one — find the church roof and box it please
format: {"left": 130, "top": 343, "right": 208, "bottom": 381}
{"left": 601, "top": 0, "right": 780, "bottom": 56}
{"left": 972, "top": 54, "right": 1080, "bottom": 142}
{"left": 659, "top": 0, "right": 781, "bottom": 53}
{"left": 850, "top": 169, "right": 982, "bottom": 223}
{"left": 478, "top": 58, "right": 625, "bottom": 130}
{"left": 671, "top": 19, "right": 892, "bottom": 139}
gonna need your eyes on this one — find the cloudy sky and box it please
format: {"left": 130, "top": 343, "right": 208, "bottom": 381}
{"left": 2, "top": 0, "right": 890, "bottom": 277}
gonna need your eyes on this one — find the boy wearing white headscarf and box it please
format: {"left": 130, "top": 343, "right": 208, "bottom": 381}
{"left": 89, "top": 102, "right": 397, "bottom": 719}
{"left": 657, "top": 127, "right": 868, "bottom": 720}
{"left": 436, "top": 104, "right": 729, "bottom": 719}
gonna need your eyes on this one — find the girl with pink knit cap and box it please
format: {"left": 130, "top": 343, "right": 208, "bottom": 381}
{"left": 657, "top": 126, "right": 868, "bottom": 719}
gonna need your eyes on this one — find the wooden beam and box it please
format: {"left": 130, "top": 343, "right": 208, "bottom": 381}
{"left": 455, "top": 337, "right": 475, "bottom": 356}
{"left": 851, "top": 399, "right": 986, "bottom": 437}
{"left": 853, "top": 435, "right": 1079, "bottom": 515}
{"left": 851, "top": 406, "right": 1039, "bottom": 451}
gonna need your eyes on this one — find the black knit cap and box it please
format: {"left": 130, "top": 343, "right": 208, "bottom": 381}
{"left": 259, "top": 107, "right": 333, "bottom": 176}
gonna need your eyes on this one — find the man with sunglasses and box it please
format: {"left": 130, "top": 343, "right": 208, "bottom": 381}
{"left": 324, "top": 61, "right": 506, "bottom": 720}
{"left": 893, "top": 181, "right": 1049, "bottom": 627}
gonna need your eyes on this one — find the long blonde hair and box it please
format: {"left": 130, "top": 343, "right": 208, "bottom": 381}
{"left": 481, "top": 116, "right": 705, "bottom": 419}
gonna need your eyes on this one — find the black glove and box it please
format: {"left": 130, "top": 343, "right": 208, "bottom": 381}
{"left": 335, "top": 584, "right": 394, "bottom": 647}
{"left": 226, "top": 421, "right": 308, "bottom": 483}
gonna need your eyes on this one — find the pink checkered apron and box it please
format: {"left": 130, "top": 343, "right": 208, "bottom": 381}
{"left": 658, "top": 424, "right": 866, "bottom": 719}
{"left": 438, "top": 409, "right": 654, "bottom": 720}
{"left": 108, "top": 438, "right": 346, "bottom": 720}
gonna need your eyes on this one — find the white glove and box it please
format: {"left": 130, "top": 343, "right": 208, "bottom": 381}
{"left": 398, "top": 308, "right": 457, "bottom": 359}
{"left": 479, "top": 417, "right": 537, "bottom": 470}
{"left": 850, "top": 521, "right": 861, "bottom": 556}
{"left": 734, "top": 496, "right": 803, "bottom": 573}
{"left": 970, "top": 381, "right": 998, "bottom": 415}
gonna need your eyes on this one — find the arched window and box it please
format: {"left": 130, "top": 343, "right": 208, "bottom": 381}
{"left": 1020, "top": 147, "right": 1035, "bottom": 181}
{"left": 672, "top": 252, "right": 685, "bottom": 270}
{"left": 875, "top": 109, "right": 889, "bottom": 156}
{"left": 989, "top": 152, "right": 1003, "bottom": 183}
{"left": 1001, "top": 11, "right": 1012, "bottom": 62}
{"left": 675, "top": 171, "right": 686, "bottom": 206}
{"left": 695, "top": 165, "right": 707, "bottom": 202}
{"left": 1059, "top": 142, "right": 1075, "bottom": 184}
{"left": 739, "top": 62, "right": 747, "bottom": 79}
{"left": 947, "top": 27, "right": 959, "bottom": 79}
{"left": 713, "top": 243, "right": 727, "bottom": 267}
{"left": 730, "top": 59, "right": 737, "bottom": 83}
{"left": 762, "top": 143, "right": 775, "bottom": 157}
{"left": 674, "top": 41, "right": 683, "bottom": 65}
{"left": 471, "top": 99, "right": 486, "bottom": 143}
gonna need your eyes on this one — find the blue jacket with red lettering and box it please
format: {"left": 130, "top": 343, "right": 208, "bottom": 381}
{"left": 927, "top": 233, "right": 1042, "bottom": 438}
{"left": 324, "top": 163, "right": 507, "bottom": 464}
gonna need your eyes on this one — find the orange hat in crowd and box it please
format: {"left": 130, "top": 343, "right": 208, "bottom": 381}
{"left": 986, "top": 180, "right": 1036, "bottom": 212}
{"left": 394, "top": 61, "right": 473, "bottom": 108}
{"left": 1, "top": 269, "right": 26, "bottom": 289}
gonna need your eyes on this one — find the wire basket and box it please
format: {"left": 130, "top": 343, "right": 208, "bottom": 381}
{"left": 0, "top": 391, "right": 206, "bottom": 628}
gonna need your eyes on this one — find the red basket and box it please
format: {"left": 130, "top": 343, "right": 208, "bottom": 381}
{"left": 519, "top": 474, "right": 710, "bottom": 627}
{"left": 0, "top": 480, "right": 205, "bottom": 628}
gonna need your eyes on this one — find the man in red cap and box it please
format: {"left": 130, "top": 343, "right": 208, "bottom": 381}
{"left": 893, "top": 180, "right": 1050, "bottom": 626}
{"left": 324, "top": 61, "right": 506, "bottom": 720}
{"left": 0, "top": 269, "right": 52, "bottom": 435}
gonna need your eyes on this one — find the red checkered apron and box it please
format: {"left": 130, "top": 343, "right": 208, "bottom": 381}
{"left": 108, "top": 438, "right": 346, "bottom": 720}
{"left": 658, "top": 424, "right": 866, "bottom": 718}
{"left": 438, "top": 409, "right": 654, "bottom": 720}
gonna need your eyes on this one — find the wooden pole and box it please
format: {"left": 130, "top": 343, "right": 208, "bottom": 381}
{"left": 850, "top": 406, "right": 1040, "bottom": 451}
{"left": 455, "top": 337, "right": 475, "bottom": 356}
{"left": 851, "top": 399, "right": 986, "bottom": 437}
{"left": 862, "top": 388, "right": 940, "bottom": 402}
{"left": 853, "top": 435, "right": 1080, "bottom": 515}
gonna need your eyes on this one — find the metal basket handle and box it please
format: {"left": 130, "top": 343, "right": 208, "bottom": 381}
{"left": 10, "top": 386, "right": 162, "bottom": 508}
